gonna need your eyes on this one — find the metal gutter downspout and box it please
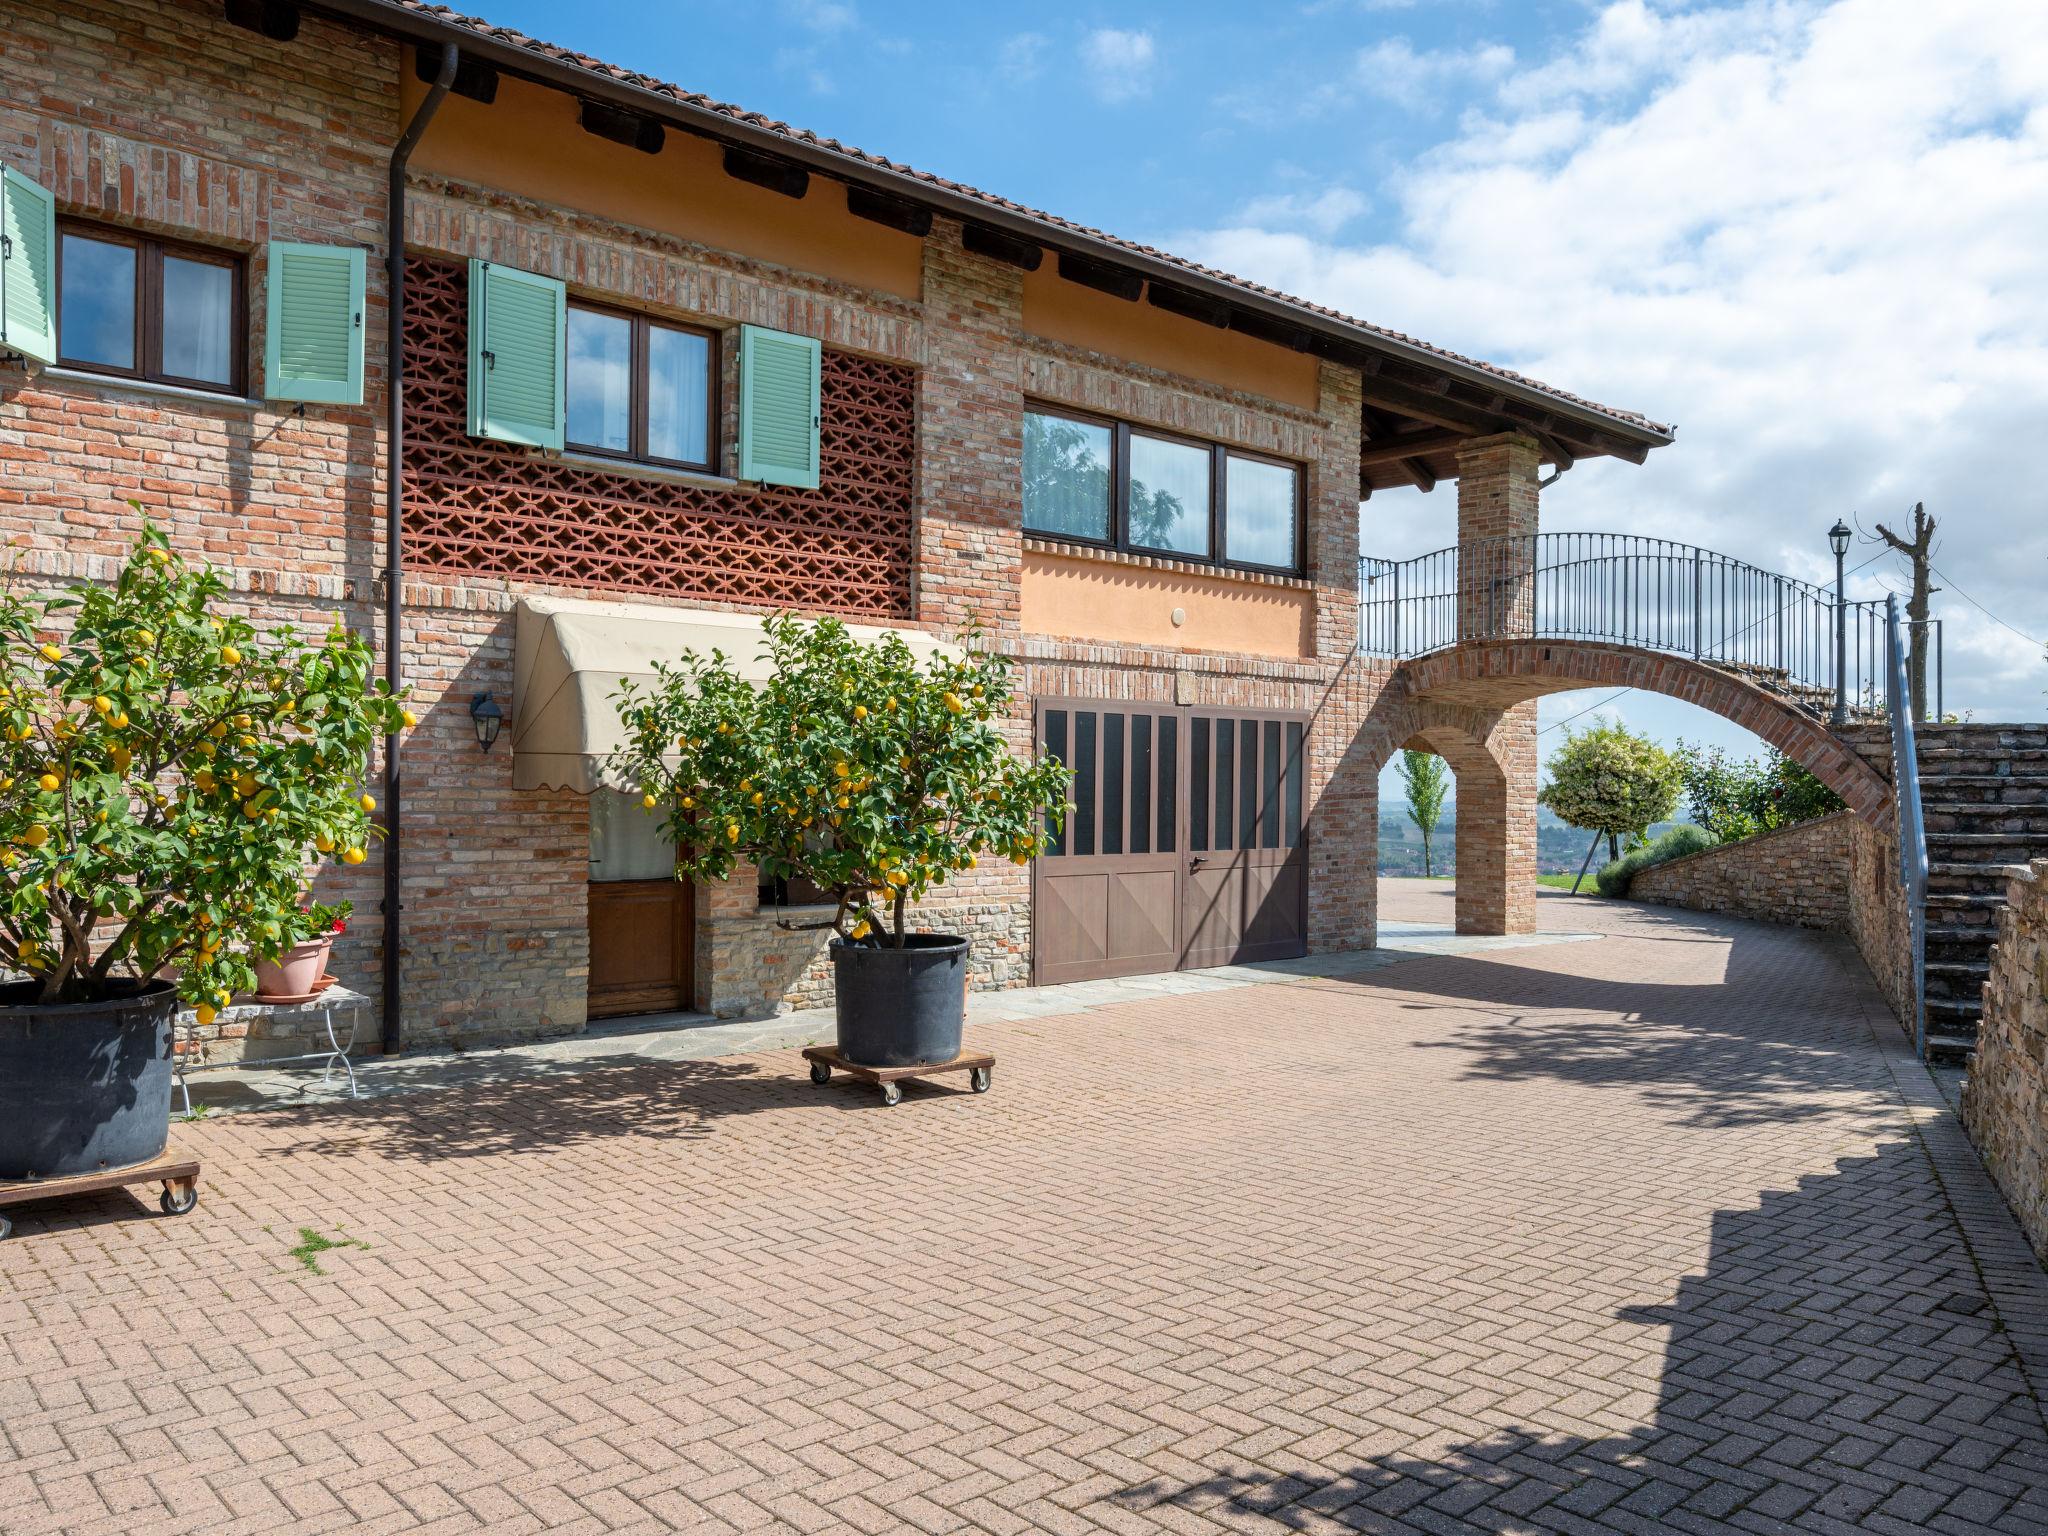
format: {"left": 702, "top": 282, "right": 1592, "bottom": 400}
{"left": 381, "top": 41, "right": 458, "bottom": 1056}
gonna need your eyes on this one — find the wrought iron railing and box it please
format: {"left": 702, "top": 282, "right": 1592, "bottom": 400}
{"left": 1886, "top": 594, "right": 1929, "bottom": 1060}
{"left": 1357, "top": 532, "right": 1938, "bottom": 717}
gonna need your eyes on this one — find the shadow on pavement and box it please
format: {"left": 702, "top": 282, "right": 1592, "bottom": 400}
{"left": 1114, "top": 1138, "right": 2048, "bottom": 1532}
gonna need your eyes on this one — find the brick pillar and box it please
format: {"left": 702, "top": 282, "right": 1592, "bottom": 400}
{"left": 1454, "top": 434, "right": 1541, "bottom": 935}
{"left": 914, "top": 219, "right": 1025, "bottom": 633}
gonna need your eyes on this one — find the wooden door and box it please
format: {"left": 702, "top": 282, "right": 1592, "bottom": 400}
{"left": 587, "top": 790, "right": 693, "bottom": 1018}
{"left": 1181, "top": 713, "right": 1308, "bottom": 969}
{"left": 1032, "top": 701, "right": 1308, "bottom": 983}
{"left": 1033, "top": 702, "right": 1183, "bottom": 984}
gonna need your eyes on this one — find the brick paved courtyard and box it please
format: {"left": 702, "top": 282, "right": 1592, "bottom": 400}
{"left": 5, "top": 882, "right": 2046, "bottom": 1535}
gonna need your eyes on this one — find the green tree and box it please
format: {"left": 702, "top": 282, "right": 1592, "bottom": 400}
{"left": 1673, "top": 740, "right": 1843, "bottom": 843}
{"left": 1538, "top": 722, "right": 1681, "bottom": 860}
{"left": 610, "top": 615, "right": 1072, "bottom": 946}
{"left": 0, "top": 521, "right": 408, "bottom": 1019}
{"left": 1396, "top": 749, "right": 1449, "bottom": 877}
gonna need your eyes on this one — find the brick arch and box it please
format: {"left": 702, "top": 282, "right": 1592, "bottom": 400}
{"left": 1357, "top": 694, "right": 1539, "bottom": 935}
{"left": 1394, "top": 640, "right": 1892, "bottom": 821}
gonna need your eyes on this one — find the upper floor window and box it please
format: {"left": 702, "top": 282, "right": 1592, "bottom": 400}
{"left": 58, "top": 223, "right": 243, "bottom": 394}
{"left": 1023, "top": 406, "right": 1303, "bottom": 575}
{"left": 567, "top": 301, "right": 715, "bottom": 472}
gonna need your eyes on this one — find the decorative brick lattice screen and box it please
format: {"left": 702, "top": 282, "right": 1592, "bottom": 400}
{"left": 401, "top": 257, "right": 915, "bottom": 618}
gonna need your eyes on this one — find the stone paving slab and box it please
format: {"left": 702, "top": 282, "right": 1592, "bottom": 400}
{"left": 3, "top": 881, "right": 2044, "bottom": 1536}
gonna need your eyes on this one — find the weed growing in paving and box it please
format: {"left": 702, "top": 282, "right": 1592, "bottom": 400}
{"left": 288, "top": 1226, "right": 368, "bottom": 1276}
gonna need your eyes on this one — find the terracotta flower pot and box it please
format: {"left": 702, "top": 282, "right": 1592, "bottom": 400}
{"left": 254, "top": 937, "right": 332, "bottom": 1002}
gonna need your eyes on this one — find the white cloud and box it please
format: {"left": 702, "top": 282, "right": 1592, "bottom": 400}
{"left": 1081, "top": 28, "right": 1158, "bottom": 105}
{"left": 1178, "top": 0, "right": 2048, "bottom": 719}
{"left": 1234, "top": 185, "right": 1371, "bottom": 235}
{"left": 782, "top": 0, "right": 857, "bottom": 34}
{"left": 999, "top": 32, "right": 1049, "bottom": 84}
{"left": 1356, "top": 37, "right": 1516, "bottom": 111}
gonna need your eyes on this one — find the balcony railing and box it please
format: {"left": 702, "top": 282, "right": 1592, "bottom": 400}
{"left": 1358, "top": 532, "right": 1938, "bottom": 718}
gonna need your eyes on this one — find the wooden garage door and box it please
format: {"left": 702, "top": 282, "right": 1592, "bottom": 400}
{"left": 1033, "top": 700, "right": 1306, "bottom": 984}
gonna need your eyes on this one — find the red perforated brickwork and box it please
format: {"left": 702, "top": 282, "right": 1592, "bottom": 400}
{"left": 400, "top": 257, "right": 915, "bottom": 618}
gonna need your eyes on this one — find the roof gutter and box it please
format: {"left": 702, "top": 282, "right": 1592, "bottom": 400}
{"left": 309, "top": 0, "right": 1671, "bottom": 452}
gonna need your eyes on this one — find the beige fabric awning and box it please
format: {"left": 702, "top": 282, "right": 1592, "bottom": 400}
{"left": 511, "top": 595, "right": 955, "bottom": 794}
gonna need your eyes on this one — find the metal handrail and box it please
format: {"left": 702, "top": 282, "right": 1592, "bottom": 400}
{"left": 1886, "top": 594, "right": 1930, "bottom": 1061}
{"left": 1358, "top": 532, "right": 1915, "bottom": 717}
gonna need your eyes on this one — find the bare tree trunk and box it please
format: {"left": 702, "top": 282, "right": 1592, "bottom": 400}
{"left": 1875, "top": 502, "right": 1939, "bottom": 721}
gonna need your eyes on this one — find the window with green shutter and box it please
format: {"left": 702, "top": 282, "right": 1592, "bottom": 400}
{"left": 0, "top": 166, "right": 58, "bottom": 366}
{"left": 468, "top": 258, "right": 566, "bottom": 450}
{"left": 738, "top": 324, "right": 821, "bottom": 489}
{"left": 264, "top": 241, "right": 365, "bottom": 405}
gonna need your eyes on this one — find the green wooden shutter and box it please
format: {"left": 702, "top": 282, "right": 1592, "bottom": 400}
{"left": 739, "top": 324, "right": 821, "bottom": 489}
{"left": 0, "top": 166, "right": 58, "bottom": 366}
{"left": 264, "top": 241, "right": 366, "bottom": 404}
{"left": 468, "top": 258, "right": 565, "bottom": 450}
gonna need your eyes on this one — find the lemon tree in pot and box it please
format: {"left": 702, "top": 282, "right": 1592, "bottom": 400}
{"left": 0, "top": 523, "right": 408, "bottom": 1179}
{"left": 612, "top": 615, "right": 1071, "bottom": 1068}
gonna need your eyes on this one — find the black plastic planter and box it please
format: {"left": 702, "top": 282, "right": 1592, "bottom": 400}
{"left": 831, "top": 934, "right": 968, "bottom": 1067}
{"left": 0, "top": 979, "right": 178, "bottom": 1180}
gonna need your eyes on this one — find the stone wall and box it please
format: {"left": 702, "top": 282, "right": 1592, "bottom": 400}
{"left": 1962, "top": 860, "right": 2048, "bottom": 1266}
{"left": 1629, "top": 812, "right": 1853, "bottom": 931}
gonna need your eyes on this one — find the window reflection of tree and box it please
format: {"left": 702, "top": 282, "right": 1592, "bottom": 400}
{"left": 1128, "top": 481, "right": 1188, "bottom": 551}
{"left": 1023, "top": 415, "right": 1111, "bottom": 539}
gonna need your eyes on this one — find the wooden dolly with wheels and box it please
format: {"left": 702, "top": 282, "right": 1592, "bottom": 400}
{"left": 803, "top": 1044, "right": 993, "bottom": 1107}
{"left": 0, "top": 1148, "right": 200, "bottom": 1240}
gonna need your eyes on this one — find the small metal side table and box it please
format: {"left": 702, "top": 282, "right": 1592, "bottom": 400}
{"left": 175, "top": 985, "right": 369, "bottom": 1114}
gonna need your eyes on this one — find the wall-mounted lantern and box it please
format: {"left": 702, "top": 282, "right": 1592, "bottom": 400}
{"left": 469, "top": 691, "right": 504, "bottom": 753}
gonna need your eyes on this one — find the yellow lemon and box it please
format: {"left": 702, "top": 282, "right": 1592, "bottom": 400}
{"left": 751, "top": 791, "right": 764, "bottom": 805}
{"left": 135, "top": 628, "right": 156, "bottom": 647}
{"left": 887, "top": 869, "right": 909, "bottom": 888}
{"left": 726, "top": 822, "right": 740, "bottom": 842}
{"left": 110, "top": 712, "right": 128, "bottom": 729}
{"left": 195, "top": 1003, "right": 217, "bottom": 1026}
{"left": 109, "top": 746, "right": 131, "bottom": 773}
{"left": 193, "top": 769, "right": 216, "bottom": 793}
{"left": 971, "top": 684, "right": 984, "bottom": 697}
{"left": 314, "top": 832, "right": 334, "bottom": 853}
{"left": 341, "top": 846, "right": 367, "bottom": 865}
{"left": 147, "top": 547, "right": 169, "bottom": 566}
{"left": 207, "top": 721, "right": 227, "bottom": 739}
{"left": 885, "top": 697, "right": 898, "bottom": 711}
{"left": 680, "top": 795, "right": 695, "bottom": 809}
{"left": 359, "top": 794, "right": 376, "bottom": 814}
{"left": 92, "top": 695, "right": 112, "bottom": 715}
{"left": 220, "top": 645, "right": 241, "bottom": 666}
{"left": 37, "top": 643, "right": 60, "bottom": 663}
{"left": 853, "top": 705, "right": 868, "bottom": 721}
{"left": 850, "top": 920, "right": 871, "bottom": 939}
{"left": 943, "top": 693, "right": 964, "bottom": 714}
{"left": 641, "top": 793, "right": 657, "bottom": 809}
{"left": 401, "top": 709, "right": 418, "bottom": 728}
{"left": 36, "top": 772, "right": 60, "bottom": 792}
{"left": 836, "top": 794, "right": 850, "bottom": 808}
{"left": 242, "top": 801, "right": 261, "bottom": 820}
{"left": 833, "top": 762, "right": 850, "bottom": 779}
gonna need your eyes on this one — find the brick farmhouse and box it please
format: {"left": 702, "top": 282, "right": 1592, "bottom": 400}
{"left": 0, "top": 0, "right": 1674, "bottom": 1055}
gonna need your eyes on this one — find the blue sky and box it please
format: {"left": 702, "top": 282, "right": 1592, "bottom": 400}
{"left": 478, "top": 0, "right": 2048, "bottom": 807}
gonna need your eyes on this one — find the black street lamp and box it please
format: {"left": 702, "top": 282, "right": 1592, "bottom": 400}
{"left": 1829, "top": 520, "right": 1852, "bottom": 725}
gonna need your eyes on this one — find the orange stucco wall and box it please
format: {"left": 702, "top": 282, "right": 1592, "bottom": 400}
{"left": 1021, "top": 267, "right": 1322, "bottom": 410}
{"left": 402, "top": 73, "right": 925, "bottom": 301}
{"left": 1020, "top": 549, "right": 1314, "bottom": 659}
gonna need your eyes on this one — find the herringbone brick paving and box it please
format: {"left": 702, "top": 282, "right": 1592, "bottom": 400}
{"left": 4, "top": 882, "right": 2045, "bottom": 1535}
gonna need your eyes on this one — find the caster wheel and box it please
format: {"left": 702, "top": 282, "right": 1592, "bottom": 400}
{"left": 879, "top": 1081, "right": 902, "bottom": 1107}
{"left": 809, "top": 1059, "right": 832, "bottom": 1085}
{"left": 969, "top": 1066, "right": 991, "bottom": 1094}
{"left": 160, "top": 1184, "right": 198, "bottom": 1217}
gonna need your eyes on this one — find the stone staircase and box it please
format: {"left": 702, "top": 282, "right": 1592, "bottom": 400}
{"left": 1916, "top": 725, "right": 2048, "bottom": 1063}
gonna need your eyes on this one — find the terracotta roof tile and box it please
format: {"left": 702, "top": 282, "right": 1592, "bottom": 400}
{"left": 382, "top": 1, "right": 1671, "bottom": 440}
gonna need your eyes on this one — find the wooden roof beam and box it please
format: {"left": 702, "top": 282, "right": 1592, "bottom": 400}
{"left": 1357, "top": 427, "right": 1472, "bottom": 468}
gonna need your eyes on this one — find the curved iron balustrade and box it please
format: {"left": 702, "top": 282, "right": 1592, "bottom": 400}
{"left": 1357, "top": 532, "right": 1934, "bottom": 718}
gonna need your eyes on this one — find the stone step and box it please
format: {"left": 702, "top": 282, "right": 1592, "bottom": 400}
{"left": 1915, "top": 724, "right": 2048, "bottom": 749}
{"left": 1926, "top": 1031, "right": 1978, "bottom": 1067}
{"left": 1922, "top": 803, "right": 2048, "bottom": 836}
{"left": 1926, "top": 927, "right": 1997, "bottom": 963}
{"left": 1925, "top": 959, "right": 1988, "bottom": 1003}
{"left": 1924, "top": 894, "right": 2002, "bottom": 927}
{"left": 1917, "top": 776, "right": 2048, "bottom": 807}
{"left": 1927, "top": 863, "right": 2014, "bottom": 897}
{"left": 1915, "top": 747, "right": 2048, "bottom": 774}
{"left": 1923, "top": 832, "right": 2043, "bottom": 864}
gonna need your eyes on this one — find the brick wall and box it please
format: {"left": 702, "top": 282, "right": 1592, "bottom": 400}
{"left": 1962, "top": 859, "right": 2048, "bottom": 1266}
{"left": 0, "top": 0, "right": 1402, "bottom": 1052}
{"left": 1628, "top": 812, "right": 1853, "bottom": 930}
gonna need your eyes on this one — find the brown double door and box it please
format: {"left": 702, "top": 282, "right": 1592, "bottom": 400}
{"left": 1033, "top": 700, "right": 1308, "bottom": 985}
